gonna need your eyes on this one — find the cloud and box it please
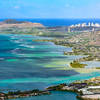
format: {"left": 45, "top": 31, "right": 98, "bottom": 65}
{"left": 14, "top": 6, "right": 20, "bottom": 9}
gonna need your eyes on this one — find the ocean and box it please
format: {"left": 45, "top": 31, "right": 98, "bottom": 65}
{"left": 0, "top": 19, "right": 100, "bottom": 27}
{"left": 0, "top": 34, "right": 100, "bottom": 100}
{"left": 0, "top": 34, "right": 81, "bottom": 90}
{"left": 0, "top": 19, "right": 100, "bottom": 100}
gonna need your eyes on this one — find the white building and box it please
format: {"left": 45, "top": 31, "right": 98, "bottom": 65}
{"left": 88, "top": 86, "right": 100, "bottom": 89}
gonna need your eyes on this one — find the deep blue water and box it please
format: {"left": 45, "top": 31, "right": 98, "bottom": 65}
{"left": 0, "top": 19, "right": 100, "bottom": 27}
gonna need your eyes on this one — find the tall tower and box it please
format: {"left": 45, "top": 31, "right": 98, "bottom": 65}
{"left": 91, "top": 27, "right": 95, "bottom": 43}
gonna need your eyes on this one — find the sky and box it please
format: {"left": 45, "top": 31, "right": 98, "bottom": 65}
{"left": 0, "top": 0, "right": 100, "bottom": 19}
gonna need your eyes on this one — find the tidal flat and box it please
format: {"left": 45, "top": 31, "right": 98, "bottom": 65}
{"left": 0, "top": 34, "right": 100, "bottom": 100}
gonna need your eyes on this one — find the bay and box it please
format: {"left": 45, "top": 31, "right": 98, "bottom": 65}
{"left": 0, "top": 34, "right": 100, "bottom": 100}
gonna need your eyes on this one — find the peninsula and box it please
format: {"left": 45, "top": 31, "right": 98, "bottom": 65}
{"left": 46, "top": 77, "right": 100, "bottom": 100}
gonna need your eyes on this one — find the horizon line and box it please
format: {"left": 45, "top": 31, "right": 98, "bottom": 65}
{"left": 0, "top": 18, "right": 100, "bottom": 20}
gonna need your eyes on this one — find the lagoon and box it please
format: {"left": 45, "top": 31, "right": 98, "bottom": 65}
{"left": 0, "top": 34, "right": 100, "bottom": 100}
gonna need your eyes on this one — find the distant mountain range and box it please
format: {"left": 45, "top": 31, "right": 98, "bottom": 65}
{"left": 0, "top": 19, "right": 44, "bottom": 28}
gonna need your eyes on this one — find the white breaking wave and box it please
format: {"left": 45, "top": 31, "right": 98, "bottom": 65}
{"left": 20, "top": 44, "right": 35, "bottom": 49}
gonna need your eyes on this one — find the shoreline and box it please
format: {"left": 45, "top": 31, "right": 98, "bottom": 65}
{"left": 1, "top": 19, "right": 100, "bottom": 100}
{"left": 34, "top": 39, "right": 100, "bottom": 73}
{"left": 46, "top": 76, "right": 100, "bottom": 100}
{"left": 1, "top": 76, "right": 100, "bottom": 100}
{"left": 0, "top": 33, "right": 100, "bottom": 100}
{"left": 0, "top": 89, "right": 50, "bottom": 100}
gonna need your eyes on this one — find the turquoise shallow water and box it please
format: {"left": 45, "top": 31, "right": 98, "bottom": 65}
{"left": 0, "top": 34, "right": 100, "bottom": 100}
{"left": 81, "top": 61, "right": 100, "bottom": 68}
{"left": 0, "top": 34, "right": 79, "bottom": 90}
